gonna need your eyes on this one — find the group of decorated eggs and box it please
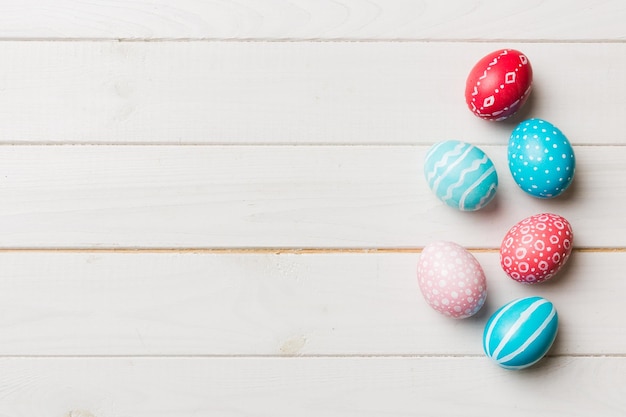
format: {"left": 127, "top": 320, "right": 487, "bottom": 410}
{"left": 418, "top": 49, "right": 576, "bottom": 370}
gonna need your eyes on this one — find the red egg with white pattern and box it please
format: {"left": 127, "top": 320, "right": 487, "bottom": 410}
{"left": 500, "top": 213, "right": 573, "bottom": 284}
{"left": 465, "top": 49, "right": 533, "bottom": 121}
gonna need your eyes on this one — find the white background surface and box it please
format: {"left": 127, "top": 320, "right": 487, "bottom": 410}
{"left": 0, "top": 1, "right": 624, "bottom": 416}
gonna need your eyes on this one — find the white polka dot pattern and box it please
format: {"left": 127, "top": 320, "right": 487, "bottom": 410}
{"left": 417, "top": 241, "right": 487, "bottom": 318}
{"left": 500, "top": 213, "right": 573, "bottom": 284}
{"left": 508, "top": 118, "right": 576, "bottom": 199}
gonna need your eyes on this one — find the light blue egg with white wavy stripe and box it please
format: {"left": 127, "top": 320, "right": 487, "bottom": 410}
{"left": 424, "top": 140, "right": 498, "bottom": 211}
{"left": 483, "top": 296, "right": 558, "bottom": 370}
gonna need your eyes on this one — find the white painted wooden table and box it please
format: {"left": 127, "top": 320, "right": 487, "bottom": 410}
{"left": 0, "top": 1, "right": 624, "bottom": 415}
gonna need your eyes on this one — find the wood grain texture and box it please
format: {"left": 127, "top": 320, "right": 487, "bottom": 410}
{"left": 0, "top": 357, "right": 624, "bottom": 416}
{"left": 0, "top": 0, "right": 623, "bottom": 41}
{"left": 0, "top": 41, "right": 623, "bottom": 144}
{"left": 0, "top": 3, "right": 624, "bottom": 415}
{"left": 0, "top": 251, "right": 621, "bottom": 356}
{"left": 0, "top": 145, "right": 621, "bottom": 248}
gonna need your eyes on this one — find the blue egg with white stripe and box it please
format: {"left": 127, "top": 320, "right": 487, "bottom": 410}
{"left": 483, "top": 296, "right": 558, "bottom": 370}
{"left": 424, "top": 140, "right": 498, "bottom": 211}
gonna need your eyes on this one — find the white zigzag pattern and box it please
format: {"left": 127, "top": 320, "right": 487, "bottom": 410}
{"left": 475, "top": 181, "right": 497, "bottom": 209}
{"left": 441, "top": 155, "right": 489, "bottom": 203}
{"left": 426, "top": 142, "right": 465, "bottom": 183}
{"left": 458, "top": 166, "right": 496, "bottom": 210}
{"left": 431, "top": 145, "right": 474, "bottom": 194}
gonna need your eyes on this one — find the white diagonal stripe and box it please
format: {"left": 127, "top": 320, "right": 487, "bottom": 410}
{"left": 484, "top": 298, "right": 527, "bottom": 355}
{"left": 441, "top": 155, "right": 489, "bottom": 203}
{"left": 458, "top": 165, "right": 495, "bottom": 210}
{"left": 475, "top": 182, "right": 497, "bottom": 209}
{"left": 497, "top": 306, "right": 557, "bottom": 365}
{"left": 492, "top": 299, "right": 550, "bottom": 360}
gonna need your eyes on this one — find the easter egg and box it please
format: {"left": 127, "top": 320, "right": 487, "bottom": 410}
{"left": 465, "top": 49, "right": 533, "bottom": 121}
{"left": 500, "top": 213, "right": 573, "bottom": 284}
{"left": 424, "top": 140, "right": 498, "bottom": 211}
{"left": 508, "top": 118, "right": 575, "bottom": 198}
{"left": 417, "top": 241, "right": 487, "bottom": 319}
{"left": 483, "top": 296, "right": 558, "bottom": 370}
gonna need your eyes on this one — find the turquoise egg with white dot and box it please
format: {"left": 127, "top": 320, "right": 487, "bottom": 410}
{"left": 508, "top": 118, "right": 575, "bottom": 198}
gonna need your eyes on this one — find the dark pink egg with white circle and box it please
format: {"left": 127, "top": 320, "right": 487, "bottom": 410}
{"left": 465, "top": 49, "right": 533, "bottom": 121}
{"left": 417, "top": 241, "right": 487, "bottom": 319}
{"left": 500, "top": 213, "right": 573, "bottom": 284}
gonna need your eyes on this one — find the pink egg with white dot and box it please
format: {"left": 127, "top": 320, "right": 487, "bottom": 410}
{"left": 417, "top": 241, "right": 487, "bottom": 319}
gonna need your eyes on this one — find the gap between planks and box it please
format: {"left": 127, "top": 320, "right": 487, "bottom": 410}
{"left": 0, "top": 143, "right": 623, "bottom": 147}
{"left": 0, "top": 353, "right": 623, "bottom": 359}
{"left": 0, "top": 247, "right": 621, "bottom": 254}
{"left": 0, "top": 38, "right": 624, "bottom": 44}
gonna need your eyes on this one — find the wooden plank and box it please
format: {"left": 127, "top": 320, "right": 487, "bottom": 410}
{"left": 0, "top": 251, "right": 622, "bottom": 356}
{"left": 0, "top": 1, "right": 623, "bottom": 41}
{"left": 0, "top": 145, "right": 622, "bottom": 248}
{"left": 0, "top": 357, "right": 623, "bottom": 416}
{"left": 0, "top": 41, "right": 623, "bottom": 145}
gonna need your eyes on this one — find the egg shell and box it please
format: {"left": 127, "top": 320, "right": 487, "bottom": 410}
{"left": 500, "top": 213, "right": 573, "bottom": 284}
{"left": 508, "top": 118, "right": 576, "bottom": 198}
{"left": 465, "top": 49, "right": 533, "bottom": 121}
{"left": 417, "top": 241, "right": 487, "bottom": 319}
{"left": 424, "top": 140, "right": 498, "bottom": 211}
{"left": 483, "top": 296, "right": 558, "bottom": 370}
